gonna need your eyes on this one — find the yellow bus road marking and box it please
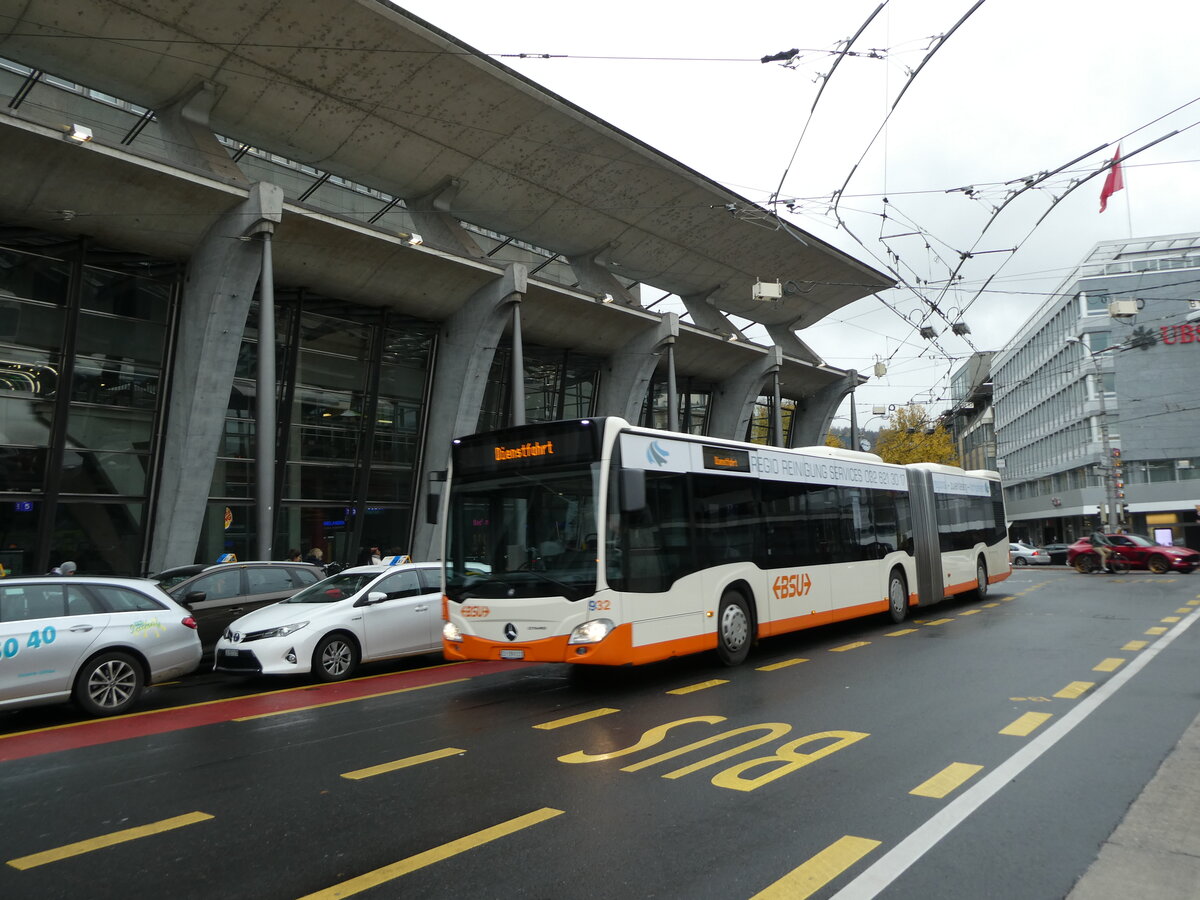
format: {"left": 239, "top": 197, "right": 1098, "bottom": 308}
{"left": 1054, "top": 682, "right": 1094, "bottom": 700}
{"left": 533, "top": 708, "right": 620, "bottom": 730}
{"left": 1145, "top": 626, "right": 1168, "bottom": 636}
{"left": 757, "top": 658, "right": 809, "bottom": 671}
{"left": 1177, "top": 608, "right": 1194, "bottom": 614}
{"left": 667, "top": 680, "right": 728, "bottom": 695}
{"left": 829, "top": 641, "right": 871, "bottom": 652}
{"left": 958, "top": 609, "right": 981, "bottom": 616}
{"left": 1122, "top": 640, "right": 1148, "bottom": 651}
{"left": 1009, "top": 697, "right": 1052, "bottom": 702}
{"left": 7, "top": 812, "right": 213, "bottom": 870}
{"left": 983, "top": 602, "right": 1000, "bottom": 608}
{"left": 923, "top": 618, "right": 954, "bottom": 626}
{"left": 910, "top": 763, "right": 984, "bottom": 799}
{"left": 1000, "top": 712, "right": 1053, "bottom": 736}
{"left": 1093, "top": 658, "right": 1125, "bottom": 672}
{"left": 341, "top": 748, "right": 466, "bottom": 781}
{"left": 1188, "top": 599, "right": 1200, "bottom": 605}
{"left": 884, "top": 629, "right": 917, "bottom": 637}
{"left": 750, "top": 835, "right": 881, "bottom": 900}
{"left": 297, "top": 808, "right": 563, "bottom": 900}
{"left": 1161, "top": 616, "right": 1182, "bottom": 623}
{"left": 233, "top": 678, "right": 470, "bottom": 721}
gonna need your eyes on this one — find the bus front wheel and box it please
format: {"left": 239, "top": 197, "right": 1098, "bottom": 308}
{"left": 716, "top": 591, "right": 752, "bottom": 666}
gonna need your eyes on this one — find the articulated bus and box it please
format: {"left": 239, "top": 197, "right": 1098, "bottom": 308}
{"left": 440, "top": 417, "right": 1009, "bottom": 667}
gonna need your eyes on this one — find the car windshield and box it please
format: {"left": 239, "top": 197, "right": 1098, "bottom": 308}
{"left": 445, "top": 466, "right": 600, "bottom": 602}
{"left": 281, "top": 571, "right": 380, "bottom": 603}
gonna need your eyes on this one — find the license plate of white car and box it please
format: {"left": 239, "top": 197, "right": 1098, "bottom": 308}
{"left": 500, "top": 649, "right": 524, "bottom": 660}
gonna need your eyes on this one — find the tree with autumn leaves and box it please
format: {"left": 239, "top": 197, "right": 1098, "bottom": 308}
{"left": 872, "top": 405, "right": 959, "bottom": 466}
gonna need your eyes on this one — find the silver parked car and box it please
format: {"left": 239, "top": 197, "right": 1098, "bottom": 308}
{"left": 1010, "top": 542, "right": 1052, "bottom": 566}
{"left": 0, "top": 576, "right": 202, "bottom": 716}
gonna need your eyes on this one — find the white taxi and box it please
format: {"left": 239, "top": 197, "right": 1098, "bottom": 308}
{"left": 213, "top": 562, "right": 443, "bottom": 681}
{"left": 0, "top": 576, "right": 202, "bottom": 716}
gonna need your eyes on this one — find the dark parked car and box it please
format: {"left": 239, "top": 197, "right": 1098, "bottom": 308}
{"left": 162, "top": 561, "right": 325, "bottom": 647}
{"left": 1066, "top": 534, "right": 1200, "bottom": 574}
{"left": 1042, "top": 543, "right": 1072, "bottom": 565}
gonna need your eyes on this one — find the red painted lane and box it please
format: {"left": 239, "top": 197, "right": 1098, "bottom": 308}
{"left": 0, "top": 660, "right": 533, "bottom": 764}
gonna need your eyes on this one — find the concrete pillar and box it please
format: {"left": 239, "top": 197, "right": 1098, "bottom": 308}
{"left": 566, "top": 245, "right": 639, "bottom": 307}
{"left": 404, "top": 177, "right": 485, "bottom": 258}
{"left": 788, "top": 375, "right": 857, "bottom": 448}
{"left": 156, "top": 80, "right": 249, "bottom": 184}
{"left": 680, "top": 286, "right": 746, "bottom": 341}
{"left": 708, "top": 346, "right": 783, "bottom": 440}
{"left": 148, "top": 183, "right": 283, "bottom": 572}
{"left": 410, "top": 264, "right": 527, "bottom": 560}
{"left": 595, "top": 313, "right": 679, "bottom": 422}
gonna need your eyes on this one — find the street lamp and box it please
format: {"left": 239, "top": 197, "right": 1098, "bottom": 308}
{"left": 1065, "top": 337, "right": 1119, "bottom": 530}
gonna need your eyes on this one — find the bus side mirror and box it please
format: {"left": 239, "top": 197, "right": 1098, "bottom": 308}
{"left": 426, "top": 469, "right": 446, "bottom": 525}
{"left": 619, "top": 469, "right": 646, "bottom": 512}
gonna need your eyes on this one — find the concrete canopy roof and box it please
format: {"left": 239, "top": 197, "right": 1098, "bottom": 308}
{"left": 0, "top": 0, "right": 893, "bottom": 330}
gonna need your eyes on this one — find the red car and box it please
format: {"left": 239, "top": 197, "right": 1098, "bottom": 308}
{"left": 1067, "top": 533, "right": 1200, "bottom": 574}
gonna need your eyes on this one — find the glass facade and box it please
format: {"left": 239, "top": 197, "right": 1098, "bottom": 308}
{"left": 0, "top": 233, "right": 445, "bottom": 576}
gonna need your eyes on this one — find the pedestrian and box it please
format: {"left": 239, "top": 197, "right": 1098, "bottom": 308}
{"left": 50, "top": 560, "right": 77, "bottom": 576}
{"left": 286, "top": 549, "right": 302, "bottom": 562}
{"left": 303, "top": 547, "right": 324, "bottom": 566}
{"left": 370, "top": 546, "right": 383, "bottom": 565}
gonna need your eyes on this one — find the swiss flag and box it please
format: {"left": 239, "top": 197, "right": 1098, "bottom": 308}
{"left": 1099, "top": 146, "right": 1124, "bottom": 212}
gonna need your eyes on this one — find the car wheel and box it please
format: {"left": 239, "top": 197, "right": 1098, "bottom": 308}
{"left": 1147, "top": 555, "right": 1171, "bottom": 575}
{"left": 1013, "top": 557, "right": 1027, "bottom": 567}
{"left": 886, "top": 569, "right": 909, "bottom": 624}
{"left": 716, "top": 590, "right": 752, "bottom": 666}
{"left": 312, "top": 633, "right": 360, "bottom": 682}
{"left": 73, "top": 651, "right": 143, "bottom": 717}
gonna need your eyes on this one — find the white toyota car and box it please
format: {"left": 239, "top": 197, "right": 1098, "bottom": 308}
{"left": 213, "top": 562, "right": 444, "bottom": 681}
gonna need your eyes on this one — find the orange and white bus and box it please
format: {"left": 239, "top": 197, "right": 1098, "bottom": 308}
{"left": 440, "top": 417, "right": 1009, "bottom": 667}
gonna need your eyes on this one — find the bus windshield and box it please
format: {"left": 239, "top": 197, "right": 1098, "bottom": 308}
{"left": 445, "top": 465, "right": 600, "bottom": 602}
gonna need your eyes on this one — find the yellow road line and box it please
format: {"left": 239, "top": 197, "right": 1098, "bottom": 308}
{"left": 1177, "top": 608, "right": 1193, "bottom": 614}
{"left": 533, "top": 708, "right": 620, "bottom": 730}
{"left": 910, "top": 763, "right": 984, "bottom": 799}
{"left": 830, "top": 641, "right": 871, "bottom": 652}
{"left": 1000, "top": 712, "right": 1053, "bottom": 736}
{"left": 667, "top": 679, "right": 728, "bottom": 695}
{"left": 1122, "top": 640, "right": 1148, "bottom": 651}
{"left": 7, "top": 812, "right": 213, "bottom": 870}
{"left": 757, "top": 658, "right": 809, "bottom": 671}
{"left": 750, "top": 835, "right": 882, "bottom": 900}
{"left": 983, "top": 602, "right": 1000, "bottom": 608}
{"left": 884, "top": 629, "right": 917, "bottom": 637}
{"left": 1145, "top": 626, "right": 1168, "bottom": 636}
{"left": 923, "top": 618, "right": 954, "bottom": 626}
{"left": 342, "top": 748, "right": 465, "bottom": 781}
{"left": 233, "top": 678, "right": 469, "bottom": 721}
{"left": 958, "top": 609, "right": 981, "bottom": 616}
{"left": 1188, "top": 599, "right": 1200, "bottom": 606}
{"left": 1054, "top": 681, "right": 1094, "bottom": 700}
{"left": 1161, "top": 616, "right": 1181, "bottom": 623}
{"left": 297, "top": 808, "right": 563, "bottom": 900}
{"left": 1093, "top": 658, "right": 1125, "bottom": 672}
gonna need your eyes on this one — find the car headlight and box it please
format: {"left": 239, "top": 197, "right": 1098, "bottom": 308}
{"left": 568, "top": 618, "right": 614, "bottom": 645}
{"left": 443, "top": 622, "right": 463, "bottom": 643}
{"left": 244, "top": 621, "right": 309, "bottom": 642}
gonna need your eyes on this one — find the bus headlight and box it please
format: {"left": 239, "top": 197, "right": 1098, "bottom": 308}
{"left": 443, "top": 622, "right": 463, "bottom": 643}
{"left": 568, "top": 618, "right": 614, "bottom": 645}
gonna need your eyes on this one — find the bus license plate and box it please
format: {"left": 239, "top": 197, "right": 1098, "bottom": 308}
{"left": 500, "top": 649, "right": 525, "bottom": 660}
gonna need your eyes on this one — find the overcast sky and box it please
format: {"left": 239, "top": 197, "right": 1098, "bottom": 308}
{"left": 398, "top": 0, "right": 1200, "bottom": 424}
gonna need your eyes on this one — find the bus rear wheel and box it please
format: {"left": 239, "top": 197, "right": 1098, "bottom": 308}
{"left": 716, "top": 591, "right": 752, "bottom": 666}
{"left": 975, "top": 559, "right": 988, "bottom": 600}
{"left": 886, "top": 570, "right": 909, "bottom": 624}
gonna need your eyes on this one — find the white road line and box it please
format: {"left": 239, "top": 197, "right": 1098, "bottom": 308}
{"left": 832, "top": 605, "right": 1200, "bottom": 900}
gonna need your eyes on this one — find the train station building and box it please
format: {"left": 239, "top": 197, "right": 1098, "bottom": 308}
{"left": 0, "top": 0, "right": 892, "bottom": 576}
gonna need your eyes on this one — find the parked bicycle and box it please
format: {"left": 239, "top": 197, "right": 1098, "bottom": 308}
{"left": 1073, "top": 549, "right": 1130, "bottom": 574}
